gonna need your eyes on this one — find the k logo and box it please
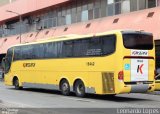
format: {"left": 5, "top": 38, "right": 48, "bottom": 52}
{"left": 137, "top": 64, "right": 144, "bottom": 74}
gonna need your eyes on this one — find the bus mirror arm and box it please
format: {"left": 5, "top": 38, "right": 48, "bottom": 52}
{"left": 155, "top": 74, "right": 160, "bottom": 80}
{"left": 155, "top": 68, "right": 160, "bottom": 80}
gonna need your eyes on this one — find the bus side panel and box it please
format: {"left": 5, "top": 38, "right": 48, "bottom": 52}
{"left": 148, "top": 49, "right": 155, "bottom": 82}
{"left": 113, "top": 33, "right": 131, "bottom": 94}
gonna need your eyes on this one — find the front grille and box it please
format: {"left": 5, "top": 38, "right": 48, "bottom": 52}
{"left": 102, "top": 72, "right": 115, "bottom": 93}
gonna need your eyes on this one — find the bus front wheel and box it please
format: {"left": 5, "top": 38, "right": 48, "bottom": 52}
{"left": 13, "top": 78, "right": 23, "bottom": 90}
{"left": 60, "top": 79, "right": 70, "bottom": 96}
{"left": 74, "top": 80, "right": 85, "bottom": 97}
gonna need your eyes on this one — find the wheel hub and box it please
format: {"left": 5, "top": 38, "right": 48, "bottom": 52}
{"left": 62, "top": 83, "right": 68, "bottom": 92}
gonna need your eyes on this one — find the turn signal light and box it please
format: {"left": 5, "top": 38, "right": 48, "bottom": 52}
{"left": 118, "top": 70, "right": 124, "bottom": 80}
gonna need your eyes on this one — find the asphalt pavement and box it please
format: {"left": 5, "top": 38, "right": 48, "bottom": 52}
{"left": 0, "top": 81, "right": 160, "bottom": 114}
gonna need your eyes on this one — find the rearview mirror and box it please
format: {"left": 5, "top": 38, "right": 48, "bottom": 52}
{"left": 157, "top": 68, "right": 160, "bottom": 74}
{"left": 156, "top": 68, "right": 160, "bottom": 74}
{"left": 1, "top": 58, "right": 5, "bottom": 69}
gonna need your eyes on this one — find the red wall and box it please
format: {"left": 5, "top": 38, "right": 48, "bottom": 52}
{"left": 0, "top": 0, "right": 69, "bottom": 23}
{"left": 0, "top": 6, "right": 160, "bottom": 54}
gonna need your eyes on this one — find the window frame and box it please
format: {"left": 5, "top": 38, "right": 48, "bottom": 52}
{"left": 12, "top": 34, "right": 117, "bottom": 61}
{"left": 122, "top": 32, "right": 154, "bottom": 50}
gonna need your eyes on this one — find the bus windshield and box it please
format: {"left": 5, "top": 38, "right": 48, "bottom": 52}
{"left": 4, "top": 48, "right": 13, "bottom": 74}
{"left": 123, "top": 33, "right": 153, "bottom": 50}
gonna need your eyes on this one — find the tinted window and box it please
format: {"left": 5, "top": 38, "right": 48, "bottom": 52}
{"left": 102, "top": 35, "right": 116, "bottom": 55}
{"left": 44, "top": 42, "right": 58, "bottom": 58}
{"left": 73, "top": 35, "right": 116, "bottom": 57}
{"left": 57, "top": 42, "right": 63, "bottom": 57}
{"left": 123, "top": 33, "right": 153, "bottom": 50}
{"left": 14, "top": 47, "right": 22, "bottom": 60}
{"left": 62, "top": 41, "right": 73, "bottom": 57}
{"left": 33, "top": 44, "right": 44, "bottom": 59}
{"left": 21, "top": 45, "right": 33, "bottom": 59}
{"left": 12, "top": 34, "right": 116, "bottom": 60}
{"left": 86, "top": 38, "right": 102, "bottom": 56}
{"left": 73, "top": 39, "right": 89, "bottom": 57}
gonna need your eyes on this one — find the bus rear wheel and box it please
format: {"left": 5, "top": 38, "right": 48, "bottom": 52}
{"left": 60, "top": 79, "right": 70, "bottom": 96}
{"left": 74, "top": 80, "right": 85, "bottom": 97}
{"left": 13, "top": 78, "right": 23, "bottom": 90}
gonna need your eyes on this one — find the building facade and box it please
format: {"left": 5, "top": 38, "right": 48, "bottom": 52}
{"left": 0, "top": 0, "right": 160, "bottom": 67}
{"left": 0, "top": 0, "right": 158, "bottom": 38}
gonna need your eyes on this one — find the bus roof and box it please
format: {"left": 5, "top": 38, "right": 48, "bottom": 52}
{"left": 8, "top": 29, "right": 152, "bottom": 48}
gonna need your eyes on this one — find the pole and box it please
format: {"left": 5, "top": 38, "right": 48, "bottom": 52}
{"left": 19, "top": 15, "right": 22, "bottom": 43}
{"left": 6, "top": 10, "right": 22, "bottom": 43}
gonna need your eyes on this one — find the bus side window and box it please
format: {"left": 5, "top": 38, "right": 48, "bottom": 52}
{"left": 57, "top": 42, "right": 63, "bottom": 58}
{"left": 21, "top": 45, "right": 33, "bottom": 60}
{"left": 102, "top": 35, "right": 116, "bottom": 55}
{"left": 14, "top": 47, "right": 21, "bottom": 60}
{"left": 73, "top": 39, "right": 89, "bottom": 57}
{"left": 62, "top": 41, "right": 73, "bottom": 57}
{"left": 86, "top": 38, "right": 102, "bottom": 56}
{"left": 33, "top": 44, "right": 44, "bottom": 59}
{"left": 44, "top": 42, "right": 58, "bottom": 58}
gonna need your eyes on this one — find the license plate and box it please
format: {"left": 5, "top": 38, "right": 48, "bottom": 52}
{"left": 137, "top": 82, "right": 143, "bottom": 84}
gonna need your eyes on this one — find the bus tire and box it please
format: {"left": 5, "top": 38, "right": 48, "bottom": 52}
{"left": 74, "top": 80, "right": 85, "bottom": 97}
{"left": 13, "top": 78, "right": 23, "bottom": 90}
{"left": 60, "top": 79, "right": 70, "bottom": 96}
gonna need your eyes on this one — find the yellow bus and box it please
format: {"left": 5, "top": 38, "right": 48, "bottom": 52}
{"left": 154, "top": 40, "right": 160, "bottom": 90}
{"left": 3, "top": 30, "right": 155, "bottom": 97}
